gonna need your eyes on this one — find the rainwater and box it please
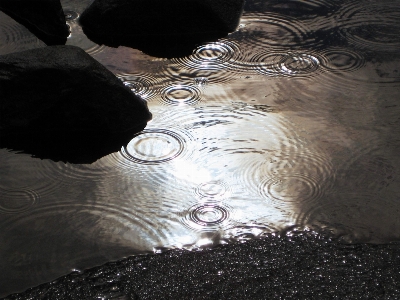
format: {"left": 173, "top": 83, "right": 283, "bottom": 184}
{"left": 1, "top": 0, "right": 400, "bottom": 296}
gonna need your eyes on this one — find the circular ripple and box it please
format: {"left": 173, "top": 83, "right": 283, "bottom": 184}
{"left": 160, "top": 85, "right": 202, "bottom": 106}
{"left": 319, "top": 47, "right": 366, "bottom": 72}
{"left": 0, "top": 202, "right": 167, "bottom": 272}
{"left": 0, "top": 188, "right": 38, "bottom": 214}
{"left": 280, "top": 53, "right": 320, "bottom": 76}
{"left": 259, "top": 174, "right": 322, "bottom": 205}
{"left": 66, "top": 22, "right": 106, "bottom": 55}
{"left": 238, "top": 13, "right": 312, "bottom": 50}
{"left": 172, "top": 40, "right": 241, "bottom": 70}
{"left": 117, "top": 73, "right": 160, "bottom": 100}
{"left": 263, "top": 149, "right": 335, "bottom": 180}
{"left": 251, "top": 51, "right": 321, "bottom": 77}
{"left": 161, "top": 64, "right": 242, "bottom": 85}
{"left": 0, "top": 151, "right": 69, "bottom": 196}
{"left": 342, "top": 25, "right": 400, "bottom": 52}
{"left": 335, "top": 141, "right": 397, "bottom": 193}
{"left": 297, "top": 189, "right": 400, "bottom": 243}
{"left": 184, "top": 106, "right": 325, "bottom": 205}
{"left": 120, "top": 129, "right": 186, "bottom": 164}
{"left": 83, "top": 43, "right": 106, "bottom": 56}
{"left": 193, "top": 77, "right": 209, "bottom": 86}
{"left": 263, "top": 0, "right": 340, "bottom": 19}
{"left": 49, "top": 160, "right": 119, "bottom": 182}
{"left": 194, "top": 43, "right": 234, "bottom": 62}
{"left": 181, "top": 202, "right": 232, "bottom": 231}
{"left": 238, "top": 149, "right": 332, "bottom": 219}
{"left": 64, "top": 10, "right": 79, "bottom": 21}
{"left": 338, "top": 1, "right": 400, "bottom": 52}
{"left": 162, "top": 40, "right": 247, "bottom": 84}
{"left": 250, "top": 52, "right": 286, "bottom": 76}
{"left": 195, "top": 181, "right": 231, "bottom": 200}
{"left": 0, "top": 15, "right": 43, "bottom": 54}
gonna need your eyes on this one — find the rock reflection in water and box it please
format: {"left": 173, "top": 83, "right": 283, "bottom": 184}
{"left": 0, "top": 12, "right": 44, "bottom": 55}
{"left": 1, "top": 0, "right": 400, "bottom": 297}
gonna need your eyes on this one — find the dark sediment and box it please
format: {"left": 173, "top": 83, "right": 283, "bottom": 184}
{"left": 3, "top": 230, "right": 400, "bottom": 299}
{"left": 0, "top": 0, "right": 69, "bottom": 45}
{"left": 79, "top": 0, "right": 245, "bottom": 58}
{"left": 0, "top": 45, "right": 152, "bottom": 164}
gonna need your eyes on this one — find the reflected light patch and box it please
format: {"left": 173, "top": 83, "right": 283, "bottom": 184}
{"left": 175, "top": 235, "right": 197, "bottom": 248}
{"left": 171, "top": 160, "right": 212, "bottom": 185}
{"left": 197, "top": 238, "right": 213, "bottom": 247}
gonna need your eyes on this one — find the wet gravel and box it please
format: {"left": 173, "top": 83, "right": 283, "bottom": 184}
{"left": 4, "top": 230, "right": 400, "bottom": 299}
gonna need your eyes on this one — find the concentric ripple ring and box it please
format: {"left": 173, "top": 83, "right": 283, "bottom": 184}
{"left": 160, "top": 85, "right": 202, "bottom": 106}
{"left": 121, "top": 129, "right": 186, "bottom": 164}
{"left": 0, "top": 188, "right": 39, "bottom": 214}
{"left": 259, "top": 174, "right": 322, "bottom": 205}
{"left": 181, "top": 202, "right": 232, "bottom": 231}
{"left": 195, "top": 181, "right": 231, "bottom": 200}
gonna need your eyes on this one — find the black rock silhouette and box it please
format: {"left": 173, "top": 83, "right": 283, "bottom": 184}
{"left": 79, "top": 0, "right": 245, "bottom": 58}
{"left": 0, "top": 0, "right": 70, "bottom": 45}
{"left": 0, "top": 45, "right": 152, "bottom": 163}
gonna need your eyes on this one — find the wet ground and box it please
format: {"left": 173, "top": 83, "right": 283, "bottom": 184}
{"left": 1, "top": 0, "right": 400, "bottom": 297}
{"left": 4, "top": 230, "right": 400, "bottom": 299}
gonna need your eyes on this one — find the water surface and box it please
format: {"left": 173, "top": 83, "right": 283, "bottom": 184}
{"left": 1, "top": 0, "right": 400, "bottom": 296}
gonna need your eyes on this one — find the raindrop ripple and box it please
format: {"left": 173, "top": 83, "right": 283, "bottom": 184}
{"left": 259, "top": 174, "right": 322, "bottom": 205}
{"left": 120, "top": 128, "right": 188, "bottom": 165}
{"left": 118, "top": 73, "right": 161, "bottom": 100}
{"left": 251, "top": 51, "right": 321, "bottom": 77}
{"left": 0, "top": 188, "right": 39, "bottom": 214}
{"left": 0, "top": 15, "right": 43, "bottom": 54}
{"left": 194, "top": 181, "right": 231, "bottom": 200}
{"left": 163, "top": 40, "right": 247, "bottom": 84}
{"left": 160, "top": 84, "right": 202, "bottom": 106}
{"left": 338, "top": 1, "right": 400, "bottom": 52}
{"left": 181, "top": 202, "right": 233, "bottom": 232}
{"left": 319, "top": 47, "right": 366, "bottom": 72}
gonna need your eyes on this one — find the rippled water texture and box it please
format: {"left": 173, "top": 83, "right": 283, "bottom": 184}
{"left": 1, "top": 0, "right": 400, "bottom": 296}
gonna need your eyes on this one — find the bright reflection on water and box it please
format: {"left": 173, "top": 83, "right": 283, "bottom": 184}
{"left": 1, "top": 0, "right": 400, "bottom": 296}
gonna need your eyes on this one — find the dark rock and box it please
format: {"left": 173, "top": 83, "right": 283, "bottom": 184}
{"left": 79, "top": 0, "right": 245, "bottom": 58}
{"left": 0, "top": 45, "right": 152, "bottom": 163}
{"left": 0, "top": 0, "right": 69, "bottom": 45}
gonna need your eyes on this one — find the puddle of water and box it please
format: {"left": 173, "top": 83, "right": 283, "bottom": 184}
{"left": 1, "top": 0, "right": 400, "bottom": 296}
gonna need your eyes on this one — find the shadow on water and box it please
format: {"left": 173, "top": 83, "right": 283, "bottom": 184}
{"left": 0, "top": 201, "right": 157, "bottom": 296}
{"left": 81, "top": 29, "right": 230, "bottom": 59}
{"left": 0, "top": 125, "right": 146, "bottom": 164}
{"left": 243, "top": 0, "right": 342, "bottom": 16}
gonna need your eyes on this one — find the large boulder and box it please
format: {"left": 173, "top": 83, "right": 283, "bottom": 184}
{"left": 79, "top": 0, "right": 245, "bottom": 57}
{"left": 0, "top": 45, "right": 152, "bottom": 163}
{"left": 0, "top": 0, "right": 69, "bottom": 45}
